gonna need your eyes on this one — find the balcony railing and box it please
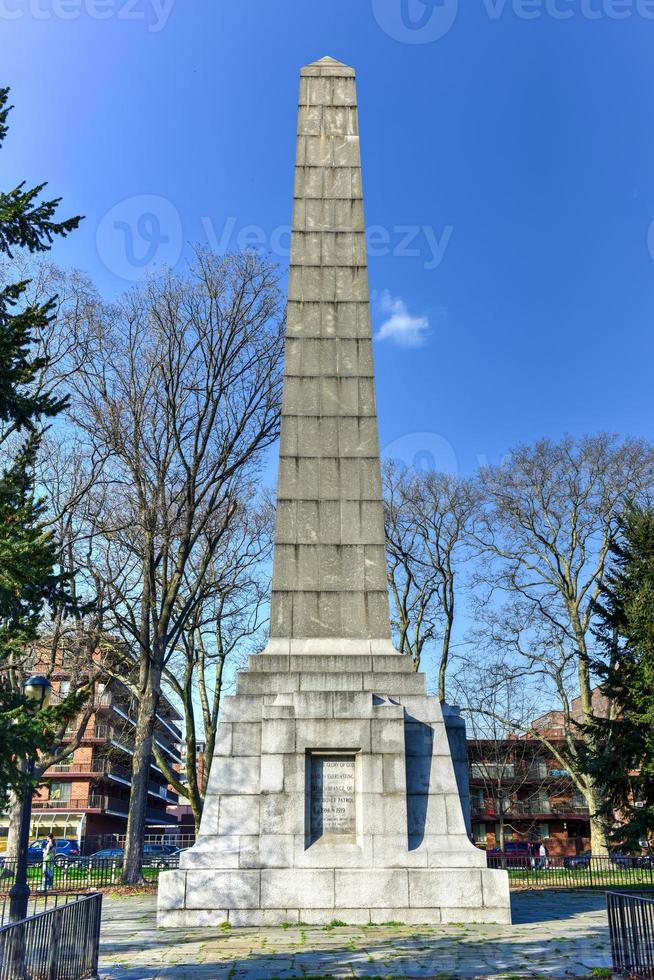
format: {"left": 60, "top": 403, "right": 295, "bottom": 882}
{"left": 46, "top": 760, "right": 132, "bottom": 780}
{"left": 471, "top": 800, "right": 590, "bottom": 818}
{"left": 148, "top": 782, "right": 178, "bottom": 803}
{"left": 32, "top": 794, "right": 129, "bottom": 814}
{"left": 468, "top": 763, "right": 573, "bottom": 783}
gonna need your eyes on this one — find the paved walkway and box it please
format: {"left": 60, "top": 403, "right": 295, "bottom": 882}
{"left": 98, "top": 890, "right": 614, "bottom": 979}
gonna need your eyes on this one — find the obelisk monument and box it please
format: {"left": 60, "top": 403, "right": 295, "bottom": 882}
{"left": 158, "top": 57, "right": 511, "bottom": 927}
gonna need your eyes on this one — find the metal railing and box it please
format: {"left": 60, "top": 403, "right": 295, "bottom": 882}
{"left": 607, "top": 890, "right": 654, "bottom": 978}
{"left": 31, "top": 795, "right": 129, "bottom": 813}
{"left": 0, "top": 892, "right": 101, "bottom": 979}
{"left": 47, "top": 761, "right": 132, "bottom": 780}
{"left": 488, "top": 854, "right": 654, "bottom": 889}
{"left": 472, "top": 800, "right": 590, "bottom": 818}
{"left": 0, "top": 893, "right": 85, "bottom": 929}
{"left": 0, "top": 854, "right": 179, "bottom": 892}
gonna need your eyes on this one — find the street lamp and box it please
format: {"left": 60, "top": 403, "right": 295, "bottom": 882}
{"left": 9, "top": 674, "right": 52, "bottom": 922}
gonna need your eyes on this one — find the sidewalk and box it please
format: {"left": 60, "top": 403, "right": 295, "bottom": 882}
{"left": 99, "top": 890, "right": 613, "bottom": 979}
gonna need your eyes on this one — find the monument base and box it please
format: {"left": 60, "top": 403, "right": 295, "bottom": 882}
{"left": 159, "top": 867, "right": 510, "bottom": 927}
{"left": 158, "top": 647, "right": 511, "bottom": 927}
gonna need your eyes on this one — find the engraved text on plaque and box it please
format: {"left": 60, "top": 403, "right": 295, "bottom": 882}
{"left": 309, "top": 754, "right": 356, "bottom": 841}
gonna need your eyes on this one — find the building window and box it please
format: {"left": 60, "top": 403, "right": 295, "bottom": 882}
{"left": 536, "top": 822, "right": 549, "bottom": 840}
{"left": 471, "top": 787, "right": 485, "bottom": 809}
{"left": 470, "top": 763, "right": 515, "bottom": 780}
{"left": 529, "top": 790, "right": 551, "bottom": 814}
{"left": 529, "top": 757, "right": 547, "bottom": 779}
{"left": 473, "top": 822, "right": 486, "bottom": 844}
{"left": 58, "top": 679, "right": 71, "bottom": 697}
{"left": 495, "top": 823, "right": 513, "bottom": 842}
{"left": 498, "top": 791, "right": 511, "bottom": 814}
{"left": 49, "top": 782, "right": 71, "bottom": 802}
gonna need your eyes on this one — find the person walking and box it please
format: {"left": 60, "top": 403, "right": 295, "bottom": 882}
{"left": 538, "top": 841, "right": 548, "bottom": 870}
{"left": 529, "top": 841, "right": 537, "bottom": 871}
{"left": 42, "top": 834, "right": 56, "bottom": 891}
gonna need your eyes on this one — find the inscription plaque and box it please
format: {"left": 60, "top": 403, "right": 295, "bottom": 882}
{"left": 309, "top": 754, "right": 356, "bottom": 840}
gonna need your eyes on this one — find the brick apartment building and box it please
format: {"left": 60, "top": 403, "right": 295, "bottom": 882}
{"left": 467, "top": 689, "right": 609, "bottom": 856}
{"left": 0, "top": 655, "right": 183, "bottom": 849}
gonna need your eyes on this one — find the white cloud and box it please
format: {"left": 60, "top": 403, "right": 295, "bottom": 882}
{"left": 374, "top": 290, "right": 430, "bottom": 347}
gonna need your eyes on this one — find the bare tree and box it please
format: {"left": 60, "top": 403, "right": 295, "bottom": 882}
{"left": 383, "top": 459, "right": 479, "bottom": 699}
{"left": 59, "top": 249, "right": 284, "bottom": 882}
{"left": 452, "top": 654, "right": 557, "bottom": 858}
{"left": 472, "top": 434, "right": 654, "bottom": 854}
{"left": 153, "top": 494, "right": 274, "bottom": 832}
{"left": 3, "top": 414, "right": 105, "bottom": 860}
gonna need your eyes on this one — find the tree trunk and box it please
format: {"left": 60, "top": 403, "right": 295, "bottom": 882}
{"left": 438, "top": 613, "right": 453, "bottom": 703}
{"left": 5, "top": 792, "right": 25, "bottom": 862}
{"left": 585, "top": 780, "right": 609, "bottom": 856}
{"left": 122, "top": 670, "right": 161, "bottom": 884}
{"left": 498, "top": 813, "right": 507, "bottom": 869}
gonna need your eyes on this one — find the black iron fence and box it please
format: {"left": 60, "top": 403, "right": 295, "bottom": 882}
{"left": 487, "top": 854, "right": 654, "bottom": 889}
{"left": 0, "top": 894, "right": 86, "bottom": 930}
{"left": 0, "top": 853, "right": 178, "bottom": 893}
{"left": 607, "top": 890, "right": 654, "bottom": 978}
{"left": 0, "top": 892, "right": 101, "bottom": 979}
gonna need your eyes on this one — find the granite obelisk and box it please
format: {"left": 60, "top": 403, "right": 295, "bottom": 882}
{"left": 158, "top": 57, "right": 511, "bottom": 927}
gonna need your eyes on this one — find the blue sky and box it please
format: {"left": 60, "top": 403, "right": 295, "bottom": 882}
{"left": 3, "top": 0, "right": 654, "bottom": 479}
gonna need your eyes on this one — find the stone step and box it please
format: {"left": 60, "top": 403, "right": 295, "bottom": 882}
{"left": 247, "top": 654, "right": 418, "bottom": 674}
{"left": 236, "top": 670, "right": 426, "bottom": 697}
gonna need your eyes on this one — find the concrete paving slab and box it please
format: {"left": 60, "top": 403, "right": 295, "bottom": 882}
{"left": 99, "top": 889, "right": 613, "bottom": 978}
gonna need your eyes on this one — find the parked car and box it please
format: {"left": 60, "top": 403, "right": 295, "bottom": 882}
{"left": 143, "top": 843, "right": 178, "bottom": 857}
{"left": 487, "top": 841, "right": 536, "bottom": 861}
{"left": 563, "top": 851, "right": 592, "bottom": 870}
{"left": 142, "top": 843, "right": 179, "bottom": 867}
{"left": 610, "top": 851, "right": 639, "bottom": 869}
{"left": 90, "top": 847, "right": 124, "bottom": 864}
{"left": 61, "top": 847, "right": 124, "bottom": 871}
{"left": 26, "top": 838, "right": 80, "bottom": 867}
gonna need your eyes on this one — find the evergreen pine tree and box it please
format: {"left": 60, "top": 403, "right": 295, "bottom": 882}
{"left": 583, "top": 503, "right": 654, "bottom": 851}
{"left": 0, "top": 86, "right": 82, "bottom": 803}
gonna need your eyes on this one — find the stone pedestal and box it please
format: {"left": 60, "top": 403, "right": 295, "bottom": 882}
{"left": 159, "top": 647, "right": 510, "bottom": 926}
{"left": 158, "top": 56, "right": 510, "bottom": 927}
